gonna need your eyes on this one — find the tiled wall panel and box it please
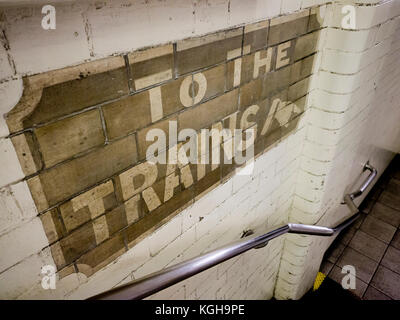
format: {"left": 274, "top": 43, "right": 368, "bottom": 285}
{"left": 3, "top": 8, "right": 321, "bottom": 281}
{"left": 0, "top": 0, "right": 399, "bottom": 301}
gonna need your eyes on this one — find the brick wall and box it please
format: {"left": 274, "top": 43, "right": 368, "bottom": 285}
{"left": 0, "top": 1, "right": 325, "bottom": 299}
{"left": 0, "top": 0, "right": 400, "bottom": 300}
{"left": 275, "top": 0, "right": 400, "bottom": 299}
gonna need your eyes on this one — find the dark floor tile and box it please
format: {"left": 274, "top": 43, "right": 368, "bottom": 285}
{"left": 320, "top": 260, "right": 334, "bottom": 275}
{"left": 381, "top": 246, "right": 400, "bottom": 274}
{"left": 325, "top": 242, "right": 345, "bottom": 264}
{"left": 386, "top": 178, "right": 400, "bottom": 195}
{"left": 359, "top": 199, "right": 375, "bottom": 214}
{"left": 363, "top": 286, "right": 391, "bottom": 300}
{"left": 379, "top": 190, "right": 400, "bottom": 212}
{"left": 328, "top": 265, "right": 368, "bottom": 298}
{"left": 389, "top": 155, "right": 400, "bottom": 179}
{"left": 348, "top": 230, "right": 387, "bottom": 262}
{"left": 371, "top": 266, "right": 400, "bottom": 299}
{"left": 369, "top": 185, "right": 384, "bottom": 201}
{"left": 390, "top": 229, "right": 400, "bottom": 250}
{"left": 337, "top": 225, "right": 357, "bottom": 246}
{"left": 370, "top": 202, "right": 400, "bottom": 227}
{"left": 378, "top": 175, "right": 393, "bottom": 190}
{"left": 353, "top": 212, "right": 367, "bottom": 229}
{"left": 337, "top": 247, "right": 378, "bottom": 283}
{"left": 360, "top": 215, "right": 397, "bottom": 244}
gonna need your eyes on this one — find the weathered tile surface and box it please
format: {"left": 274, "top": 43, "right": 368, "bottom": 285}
{"left": 29, "top": 135, "right": 137, "bottom": 211}
{"left": 269, "top": 10, "right": 309, "bottom": 46}
{"left": 179, "top": 89, "right": 239, "bottom": 133}
{"left": 195, "top": 64, "right": 226, "bottom": 103}
{"left": 337, "top": 247, "right": 378, "bottom": 283}
{"left": 11, "top": 132, "right": 42, "bottom": 176}
{"left": 51, "top": 222, "right": 96, "bottom": 268}
{"left": 129, "top": 44, "right": 174, "bottom": 91}
{"left": 325, "top": 242, "right": 345, "bottom": 264}
{"left": 176, "top": 29, "right": 243, "bottom": 75}
{"left": 329, "top": 265, "right": 368, "bottom": 298}
{"left": 308, "top": 8, "right": 324, "bottom": 32}
{"left": 158, "top": 77, "right": 188, "bottom": 115}
{"left": 35, "top": 110, "right": 105, "bottom": 167}
{"left": 370, "top": 202, "right": 400, "bottom": 227}
{"left": 291, "top": 54, "right": 315, "bottom": 83}
{"left": 5, "top": 9, "right": 321, "bottom": 280}
{"left": 363, "top": 286, "right": 391, "bottom": 300}
{"left": 76, "top": 232, "right": 126, "bottom": 277}
{"left": 24, "top": 65, "right": 129, "bottom": 128}
{"left": 391, "top": 230, "right": 400, "bottom": 250}
{"left": 243, "top": 20, "right": 269, "bottom": 53}
{"left": 294, "top": 31, "right": 320, "bottom": 61}
{"left": 380, "top": 191, "right": 400, "bottom": 211}
{"left": 40, "top": 209, "right": 65, "bottom": 244}
{"left": 360, "top": 216, "right": 396, "bottom": 244}
{"left": 60, "top": 181, "right": 116, "bottom": 232}
{"left": 379, "top": 179, "right": 400, "bottom": 211}
{"left": 102, "top": 90, "right": 152, "bottom": 140}
{"left": 371, "top": 266, "right": 400, "bottom": 299}
{"left": 137, "top": 116, "right": 178, "bottom": 160}
{"left": 348, "top": 230, "right": 387, "bottom": 262}
{"left": 125, "top": 187, "right": 193, "bottom": 248}
{"left": 319, "top": 260, "right": 334, "bottom": 275}
{"left": 381, "top": 246, "right": 400, "bottom": 274}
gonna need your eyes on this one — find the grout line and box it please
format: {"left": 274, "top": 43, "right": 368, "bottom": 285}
{"left": 124, "top": 54, "right": 134, "bottom": 93}
{"left": 98, "top": 106, "right": 109, "bottom": 144}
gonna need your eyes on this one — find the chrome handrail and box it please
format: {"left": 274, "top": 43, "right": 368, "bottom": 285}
{"left": 91, "top": 162, "right": 377, "bottom": 300}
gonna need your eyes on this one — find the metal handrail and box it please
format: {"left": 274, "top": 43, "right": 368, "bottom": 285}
{"left": 91, "top": 162, "right": 377, "bottom": 300}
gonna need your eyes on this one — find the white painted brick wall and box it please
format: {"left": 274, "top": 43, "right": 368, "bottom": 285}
{"left": 0, "top": 248, "right": 53, "bottom": 299}
{"left": 0, "top": 181, "right": 38, "bottom": 235}
{"left": 0, "top": 39, "right": 14, "bottom": 80}
{"left": 276, "top": 0, "right": 400, "bottom": 299}
{"left": 0, "top": 0, "right": 287, "bottom": 72}
{"left": 0, "top": 138, "right": 24, "bottom": 188}
{"left": 0, "top": 217, "right": 48, "bottom": 273}
{"left": 5, "top": 4, "right": 91, "bottom": 75}
{"left": 61, "top": 131, "right": 298, "bottom": 299}
{"left": 0, "top": 0, "right": 332, "bottom": 75}
{"left": 281, "top": 0, "right": 302, "bottom": 13}
{"left": 0, "top": 79, "right": 23, "bottom": 138}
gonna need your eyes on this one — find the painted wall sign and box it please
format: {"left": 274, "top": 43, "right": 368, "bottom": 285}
{"left": 6, "top": 9, "right": 321, "bottom": 277}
